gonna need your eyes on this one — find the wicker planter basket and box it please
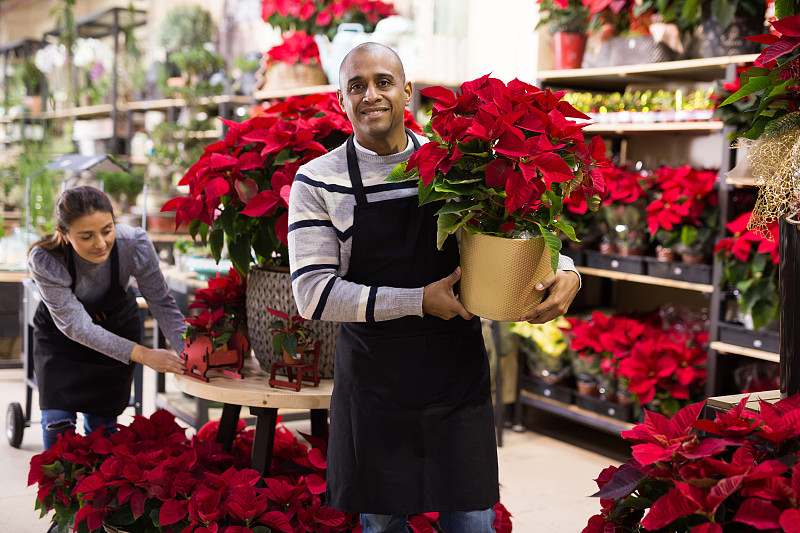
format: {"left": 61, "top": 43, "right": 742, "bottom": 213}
{"left": 459, "top": 232, "right": 552, "bottom": 322}
{"left": 256, "top": 61, "right": 329, "bottom": 92}
{"left": 245, "top": 265, "right": 337, "bottom": 378}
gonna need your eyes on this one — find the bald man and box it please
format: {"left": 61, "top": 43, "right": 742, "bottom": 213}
{"left": 288, "top": 43, "right": 580, "bottom": 533}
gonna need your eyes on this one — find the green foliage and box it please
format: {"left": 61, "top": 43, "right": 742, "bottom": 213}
{"left": 157, "top": 5, "right": 216, "bottom": 54}
{"left": 95, "top": 169, "right": 144, "bottom": 206}
{"left": 535, "top": 0, "right": 590, "bottom": 33}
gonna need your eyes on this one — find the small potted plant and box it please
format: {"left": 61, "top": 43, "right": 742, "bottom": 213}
{"left": 386, "top": 74, "right": 612, "bottom": 321}
{"left": 535, "top": 0, "right": 591, "bottom": 69}
{"left": 260, "top": 30, "right": 328, "bottom": 91}
{"left": 267, "top": 307, "right": 310, "bottom": 365}
{"left": 599, "top": 166, "right": 652, "bottom": 257}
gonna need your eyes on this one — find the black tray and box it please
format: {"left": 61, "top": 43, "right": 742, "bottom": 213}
{"left": 718, "top": 322, "right": 780, "bottom": 354}
{"left": 644, "top": 257, "right": 713, "bottom": 285}
{"left": 584, "top": 250, "right": 646, "bottom": 275}
{"left": 574, "top": 393, "right": 633, "bottom": 422}
{"left": 523, "top": 376, "right": 574, "bottom": 405}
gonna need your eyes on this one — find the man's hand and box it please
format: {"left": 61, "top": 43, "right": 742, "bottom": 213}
{"left": 130, "top": 344, "right": 187, "bottom": 374}
{"left": 423, "top": 267, "right": 474, "bottom": 320}
{"left": 520, "top": 270, "right": 580, "bottom": 324}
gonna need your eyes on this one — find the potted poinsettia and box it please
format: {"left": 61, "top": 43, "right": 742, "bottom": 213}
{"left": 599, "top": 166, "right": 651, "bottom": 256}
{"left": 261, "top": 30, "right": 328, "bottom": 91}
{"left": 163, "top": 92, "right": 421, "bottom": 373}
{"left": 535, "top": 0, "right": 591, "bottom": 69}
{"left": 714, "top": 210, "right": 779, "bottom": 331}
{"left": 260, "top": 0, "right": 397, "bottom": 40}
{"left": 387, "top": 74, "right": 612, "bottom": 321}
{"left": 584, "top": 396, "right": 800, "bottom": 533}
{"left": 267, "top": 307, "right": 310, "bottom": 364}
{"left": 646, "top": 165, "right": 719, "bottom": 263}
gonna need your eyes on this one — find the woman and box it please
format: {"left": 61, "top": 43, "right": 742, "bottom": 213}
{"left": 28, "top": 186, "right": 187, "bottom": 450}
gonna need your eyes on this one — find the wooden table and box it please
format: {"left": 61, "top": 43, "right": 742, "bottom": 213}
{"left": 705, "top": 389, "right": 782, "bottom": 414}
{"left": 173, "top": 357, "right": 333, "bottom": 476}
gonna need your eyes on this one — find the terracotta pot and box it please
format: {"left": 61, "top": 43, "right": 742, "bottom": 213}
{"left": 553, "top": 32, "right": 586, "bottom": 70}
{"left": 599, "top": 241, "right": 617, "bottom": 254}
{"left": 655, "top": 245, "right": 676, "bottom": 262}
{"left": 680, "top": 253, "right": 708, "bottom": 264}
{"left": 459, "top": 232, "right": 552, "bottom": 322}
{"left": 282, "top": 342, "right": 307, "bottom": 365}
{"left": 617, "top": 244, "right": 648, "bottom": 257}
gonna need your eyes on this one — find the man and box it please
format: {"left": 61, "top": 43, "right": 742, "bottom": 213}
{"left": 288, "top": 42, "right": 580, "bottom": 533}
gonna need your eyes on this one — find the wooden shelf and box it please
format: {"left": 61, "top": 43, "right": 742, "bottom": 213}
{"left": 710, "top": 341, "right": 779, "bottom": 363}
{"left": 585, "top": 121, "right": 724, "bottom": 134}
{"left": 706, "top": 389, "right": 781, "bottom": 412}
{"left": 519, "top": 389, "right": 634, "bottom": 435}
{"left": 538, "top": 54, "right": 759, "bottom": 90}
{"left": 46, "top": 103, "right": 115, "bottom": 119}
{"left": 125, "top": 95, "right": 255, "bottom": 112}
{"left": 577, "top": 266, "right": 714, "bottom": 293}
{"left": 253, "top": 84, "right": 337, "bottom": 101}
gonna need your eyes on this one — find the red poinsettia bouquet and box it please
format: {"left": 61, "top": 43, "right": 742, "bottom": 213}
{"left": 714, "top": 210, "right": 779, "bottom": 330}
{"left": 584, "top": 396, "right": 800, "bottom": 533}
{"left": 386, "top": 74, "right": 612, "bottom": 272}
{"left": 266, "top": 30, "right": 321, "bottom": 66}
{"left": 565, "top": 309, "right": 707, "bottom": 416}
{"left": 183, "top": 267, "right": 247, "bottom": 350}
{"left": 261, "top": 0, "right": 396, "bottom": 40}
{"left": 163, "top": 92, "right": 420, "bottom": 275}
{"left": 599, "top": 165, "right": 651, "bottom": 254}
{"left": 646, "top": 165, "right": 719, "bottom": 261}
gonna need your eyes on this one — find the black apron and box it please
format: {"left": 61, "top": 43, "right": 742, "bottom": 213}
{"left": 33, "top": 243, "right": 141, "bottom": 418}
{"left": 326, "top": 132, "right": 499, "bottom": 514}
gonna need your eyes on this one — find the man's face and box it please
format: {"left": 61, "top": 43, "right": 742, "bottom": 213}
{"left": 337, "top": 48, "right": 412, "bottom": 154}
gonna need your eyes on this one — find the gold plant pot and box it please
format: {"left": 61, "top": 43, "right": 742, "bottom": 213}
{"left": 459, "top": 232, "right": 552, "bottom": 322}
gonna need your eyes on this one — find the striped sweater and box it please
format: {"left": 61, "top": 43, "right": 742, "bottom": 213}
{"left": 287, "top": 134, "right": 577, "bottom": 323}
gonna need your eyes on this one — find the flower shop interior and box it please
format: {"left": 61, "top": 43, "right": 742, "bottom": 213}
{"left": 2, "top": 0, "right": 799, "bottom": 531}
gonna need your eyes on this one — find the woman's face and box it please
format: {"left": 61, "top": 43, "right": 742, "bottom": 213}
{"left": 63, "top": 211, "right": 116, "bottom": 264}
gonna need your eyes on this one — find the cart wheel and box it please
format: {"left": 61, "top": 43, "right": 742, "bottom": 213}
{"left": 6, "top": 402, "right": 24, "bottom": 448}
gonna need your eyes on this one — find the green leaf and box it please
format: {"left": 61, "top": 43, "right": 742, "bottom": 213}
{"left": 436, "top": 199, "right": 482, "bottom": 216}
{"left": 218, "top": 205, "right": 235, "bottom": 236}
{"left": 228, "top": 235, "right": 252, "bottom": 276}
{"left": 436, "top": 212, "right": 462, "bottom": 250}
{"left": 282, "top": 336, "right": 299, "bottom": 356}
{"left": 751, "top": 300, "right": 778, "bottom": 330}
{"left": 680, "top": 225, "right": 698, "bottom": 246}
{"left": 41, "top": 462, "right": 65, "bottom": 478}
{"left": 536, "top": 224, "right": 562, "bottom": 273}
{"left": 776, "top": 0, "right": 798, "bottom": 18}
{"left": 721, "top": 76, "right": 773, "bottom": 106}
{"left": 435, "top": 181, "right": 481, "bottom": 196}
{"left": 386, "top": 161, "right": 413, "bottom": 183}
{"left": 209, "top": 228, "right": 224, "bottom": 263}
{"left": 553, "top": 220, "right": 577, "bottom": 241}
{"left": 419, "top": 181, "right": 454, "bottom": 205}
{"left": 456, "top": 138, "right": 488, "bottom": 156}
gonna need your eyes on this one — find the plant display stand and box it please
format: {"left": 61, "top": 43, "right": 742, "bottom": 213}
{"left": 182, "top": 332, "right": 248, "bottom": 382}
{"left": 269, "top": 340, "right": 322, "bottom": 392}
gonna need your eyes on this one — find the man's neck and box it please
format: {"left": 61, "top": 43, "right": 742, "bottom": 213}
{"left": 354, "top": 131, "right": 409, "bottom": 155}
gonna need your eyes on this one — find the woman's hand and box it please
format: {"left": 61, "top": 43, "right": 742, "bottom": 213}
{"left": 423, "top": 267, "right": 474, "bottom": 320}
{"left": 130, "top": 344, "right": 187, "bottom": 374}
{"left": 520, "top": 270, "right": 580, "bottom": 324}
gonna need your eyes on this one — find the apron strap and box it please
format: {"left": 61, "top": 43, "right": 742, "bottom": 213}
{"left": 346, "top": 128, "right": 421, "bottom": 206}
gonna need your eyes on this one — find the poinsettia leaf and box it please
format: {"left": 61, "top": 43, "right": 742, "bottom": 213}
{"left": 258, "top": 510, "right": 294, "bottom": 533}
{"left": 386, "top": 161, "right": 413, "bottom": 183}
{"left": 721, "top": 76, "right": 774, "bottom": 106}
{"left": 640, "top": 486, "right": 698, "bottom": 530}
{"left": 305, "top": 473, "right": 327, "bottom": 495}
{"left": 437, "top": 213, "right": 462, "bottom": 250}
{"left": 591, "top": 464, "right": 647, "bottom": 499}
{"left": 228, "top": 235, "right": 252, "bottom": 276}
{"left": 691, "top": 522, "right": 722, "bottom": 533}
{"left": 436, "top": 199, "right": 482, "bottom": 216}
{"left": 734, "top": 497, "right": 781, "bottom": 529}
{"left": 780, "top": 508, "right": 800, "bottom": 533}
{"left": 159, "top": 499, "right": 188, "bottom": 526}
{"left": 209, "top": 228, "right": 224, "bottom": 263}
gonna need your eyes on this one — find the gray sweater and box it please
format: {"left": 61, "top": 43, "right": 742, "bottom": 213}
{"left": 287, "top": 134, "right": 578, "bottom": 323}
{"left": 28, "top": 224, "right": 186, "bottom": 362}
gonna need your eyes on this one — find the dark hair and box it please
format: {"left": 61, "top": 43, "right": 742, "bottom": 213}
{"left": 28, "top": 186, "right": 115, "bottom": 256}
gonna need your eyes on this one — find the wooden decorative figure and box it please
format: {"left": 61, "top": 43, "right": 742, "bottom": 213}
{"left": 182, "top": 332, "right": 248, "bottom": 382}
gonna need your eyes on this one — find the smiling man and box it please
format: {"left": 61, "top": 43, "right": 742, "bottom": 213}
{"left": 288, "top": 42, "right": 581, "bottom": 533}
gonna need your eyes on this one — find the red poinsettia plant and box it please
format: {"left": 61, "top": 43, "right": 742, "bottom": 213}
{"left": 714, "top": 210, "right": 780, "bottom": 330}
{"left": 584, "top": 396, "right": 800, "bottom": 533}
{"left": 646, "top": 165, "right": 719, "bottom": 261}
{"left": 183, "top": 267, "right": 248, "bottom": 350}
{"left": 598, "top": 165, "right": 652, "bottom": 254}
{"left": 387, "top": 74, "right": 612, "bottom": 272}
{"left": 266, "top": 31, "right": 321, "bottom": 66}
{"left": 261, "top": 0, "right": 396, "bottom": 40}
{"left": 564, "top": 309, "right": 707, "bottom": 417}
{"left": 163, "top": 93, "right": 420, "bottom": 275}
{"left": 30, "top": 410, "right": 513, "bottom": 533}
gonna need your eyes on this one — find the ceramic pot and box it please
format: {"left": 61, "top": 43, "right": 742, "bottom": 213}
{"left": 459, "top": 232, "right": 552, "bottom": 322}
{"left": 282, "top": 342, "right": 307, "bottom": 365}
{"left": 553, "top": 32, "right": 586, "bottom": 69}
{"left": 655, "top": 245, "right": 676, "bottom": 262}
